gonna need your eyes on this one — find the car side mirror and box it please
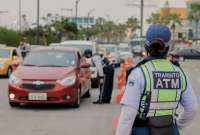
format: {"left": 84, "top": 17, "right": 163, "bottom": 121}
{"left": 80, "top": 63, "right": 90, "bottom": 68}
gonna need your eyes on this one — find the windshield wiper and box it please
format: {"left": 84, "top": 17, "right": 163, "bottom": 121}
{"left": 37, "top": 65, "right": 67, "bottom": 67}
{"left": 23, "top": 64, "right": 38, "bottom": 67}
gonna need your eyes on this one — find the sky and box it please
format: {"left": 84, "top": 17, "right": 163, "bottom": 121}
{"left": 0, "top": 0, "right": 188, "bottom": 31}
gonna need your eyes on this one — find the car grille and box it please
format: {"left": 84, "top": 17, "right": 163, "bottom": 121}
{"left": 21, "top": 84, "right": 55, "bottom": 91}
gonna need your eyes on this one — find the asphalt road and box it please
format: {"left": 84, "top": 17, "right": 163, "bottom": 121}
{"left": 0, "top": 60, "right": 200, "bottom": 135}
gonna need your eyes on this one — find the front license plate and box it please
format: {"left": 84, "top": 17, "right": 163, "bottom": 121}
{"left": 28, "top": 93, "right": 47, "bottom": 101}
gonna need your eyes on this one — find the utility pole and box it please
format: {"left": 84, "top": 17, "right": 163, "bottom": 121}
{"left": 19, "top": 0, "right": 22, "bottom": 32}
{"left": 126, "top": 0, "right": 156, "bottom": 38}
{"left": 36, "top": 0, "right": 40, "bottom": 45}
{"left": 75, "top": 0, "right": 80, "bottom": 25}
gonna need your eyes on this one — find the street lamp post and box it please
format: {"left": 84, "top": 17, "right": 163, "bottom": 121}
{"left": 36, "top": 0, "right": 40, "bottom": 45}
{"left": 75, "top": 0, "right": 80, "bottom": 25}
{"left": 19, "top": 0, "right": 22, "bottom": 32}
{"left": 87, "top": 9, "right": 95, "bottom": 28}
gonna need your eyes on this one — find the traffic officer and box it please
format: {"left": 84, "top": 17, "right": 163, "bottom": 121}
{"left": 83, "top": 49, "right": 104, "bottom": 104}
{"left": 116, "top": 24, "right": 198, "bottom": 135}
{"left": 100, "top": 53, "right": 115, "bottom": 104}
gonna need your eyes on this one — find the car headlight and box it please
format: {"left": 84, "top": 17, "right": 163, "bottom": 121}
{"left": 9, "top": 74, "right": 21, "bottom": 85}
{"left": 57, "top": 75, "right": 76, "bottom": 86}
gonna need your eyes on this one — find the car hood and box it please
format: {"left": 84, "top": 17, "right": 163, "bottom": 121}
{"left": 0, "top": 58, "right": 9, "bottom": 63}
{"left": 15, "top": 66, "right": 76, "bottom": 80}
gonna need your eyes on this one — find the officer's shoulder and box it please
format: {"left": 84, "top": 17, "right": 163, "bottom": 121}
{"left": 128, "top": 66, "right": 143, "bottom": 78}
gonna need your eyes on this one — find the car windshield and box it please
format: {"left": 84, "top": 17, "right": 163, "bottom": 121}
{"left": 23, "top": 50, "right": 76, "bottom": 67}
{"left": 129, "top": 40, "right": 144, "bottom": 47}
{"left": 119, "top": 47, "right": 130, "bottom": 52}
{"left": 0, "top": 49, "right": 10, "bottom": 58}
{"left": 61, "top": 44, "right": 93, "bottom": 53}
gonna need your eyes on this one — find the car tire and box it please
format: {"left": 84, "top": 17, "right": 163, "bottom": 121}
{"left": 9, "top": 102, "right": 19, "bottom": 107}
{"left": 7, "top": 67, "right": 12, "bottom": 77}
{"left": 74, "top": 88, "right": 81, "bottom": 108}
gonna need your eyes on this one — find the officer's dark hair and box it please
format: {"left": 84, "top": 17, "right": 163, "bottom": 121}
{"left": 83, "top": 49, "right": 92, "bottom": 58}
{"left": 145, "top": 39, "right": 169, "bottom": 58}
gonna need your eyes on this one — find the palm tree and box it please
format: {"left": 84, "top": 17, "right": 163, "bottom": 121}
{"left": 126, "top": 17, "right": 140, "bottom": 39}
{"left": 147, "top": 13, "right": 162, "bottom": 24}
{"left": 168, "top": 13, "right": 182, "bottom": 50}
{"left": 188, "top": 2, "right": 200, "bottom": 41}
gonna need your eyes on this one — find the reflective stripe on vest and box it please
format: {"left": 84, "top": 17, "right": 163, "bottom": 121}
{"left": 139, "top": 59, "right": 187, "bottom": 118}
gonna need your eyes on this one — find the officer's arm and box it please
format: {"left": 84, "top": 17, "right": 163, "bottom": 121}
{"left": 177, "top": 80, "right": 198, "bottom": 130}
{"left": 95, "top": 61, "right": 104, "bottom": 78}
{"left": 115, "top": 105, "right": 138, "bottom": 135}
{"left": 115, "top": 68, "right": 144, "bottom": 135}
{"left": 93, "top": 56, "right": 104, "bottom": 77}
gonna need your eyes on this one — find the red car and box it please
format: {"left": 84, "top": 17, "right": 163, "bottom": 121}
{"left": 8, "top": 47, "right": 91, "bottom": 108}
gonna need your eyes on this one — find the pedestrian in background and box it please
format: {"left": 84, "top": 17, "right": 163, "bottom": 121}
{"left": 19, "top": 37, "right": 31, "bottom": 59}
{"left": 116, "top": 24, "right": 198, "bottom": 135}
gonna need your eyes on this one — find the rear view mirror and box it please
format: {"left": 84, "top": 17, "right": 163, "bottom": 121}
{"left": 80, "top": 63, "right": 90, "bottom": 68}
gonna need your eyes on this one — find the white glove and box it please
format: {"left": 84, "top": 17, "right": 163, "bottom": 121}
{"left": 99, "top": 78, "right": 104, "bottom": 84}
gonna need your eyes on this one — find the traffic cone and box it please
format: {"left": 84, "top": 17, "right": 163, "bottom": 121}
{"left": 115, "top": 86, "right": 125, "bottom": 104}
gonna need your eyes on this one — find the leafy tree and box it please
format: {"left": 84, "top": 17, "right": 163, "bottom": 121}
{"left": 147, "top": 13, "right": 162, "bottom": 24}
{"left": 23, "top": 14, "right": 78, "bottom": 45}
{"left": 0, "top": 27, "right": 21, "bottom": 46}
{"left": 126, "top": 17, "right": 140, "bottom": 38}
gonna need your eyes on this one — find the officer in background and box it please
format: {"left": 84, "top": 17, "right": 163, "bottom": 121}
{"left": 99, "top": 53, "right": 115, "bottom": 104}
{"left": 116, "top": 24, "right": 198, "bottom": 135}
{"left": 83, "top": 50, "right": 104, "bottom": 104}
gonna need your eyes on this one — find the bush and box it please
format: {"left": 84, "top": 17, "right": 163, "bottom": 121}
{"left": 0, "top": 27, "right": 21, "bottom": 47}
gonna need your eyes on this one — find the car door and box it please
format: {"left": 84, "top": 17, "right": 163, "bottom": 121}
{"left": 78, "top": 52, "right": 89, "bottom": 95}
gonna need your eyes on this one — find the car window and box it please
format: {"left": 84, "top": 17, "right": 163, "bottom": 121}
{"left": 23, "top": 50, "right": 76, "bottom": 67}
{"left": 0, "top": 49, "right": 10, "bottom": 58}
{"left": 61, "top": 44, "right": 93, "bottom": 54}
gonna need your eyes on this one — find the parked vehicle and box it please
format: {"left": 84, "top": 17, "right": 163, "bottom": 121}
{"left": 101, "top": 44, "right": 120, "bottom": 66}
{"left": 129, "top": 38, "right": 145, "bottom": 56}
{"left": 58, "top": 40, "right": 97, "bottom": 54}
{"left": 31, "top": 45, "right": 45, "bottom": 50}
{"left": 118, "top": 43, "right": 133, "bottom": 62}
{"left": 0, "top": 47, "right": 20, "bottom": 77}
{"left": 8, "top": 47, "right": 91, "bottom": 108}
{"left": 174, "top": 48, "right": 200, "bottom": 60}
